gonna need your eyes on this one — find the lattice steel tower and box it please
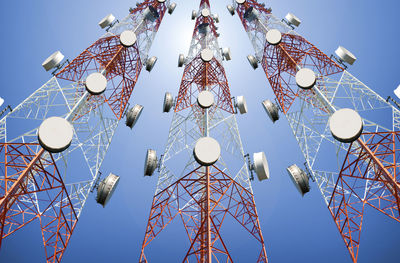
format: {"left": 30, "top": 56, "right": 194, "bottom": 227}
{"left": 0, "top": 0, "right": 176, "bottom": 262}
{"left": 140, "top": 0, "right": 269, "bottom": 262}
{"left": 228, "top": 0, "right": 400, "bottom": 262}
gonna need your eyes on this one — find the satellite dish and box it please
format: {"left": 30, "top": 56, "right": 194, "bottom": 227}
{"left": 42, "top": 51, "right": 65, "bottom": 71}
{"left": 222, "top": 47, "right": 232, "bottom": 61}
{"left": 247, "top": 55, "right": 258, "bottom": 70}
{"left": 244, "top": 7, "right": 259, "bottom": 22}
{"left": 38, "top": 117, "right": 74, "bottom": 153}
{"left": 163, "top": 92, "right": 174, "bottom": 112}
{"left": 227, "top": 5, "right": 235, "bottom": 16}
{"left": 285, "top": 13, "right": 301, "bottom": 27}
{"left": 0, "top": 97, "right": 4, "bottom": 107}
{"left": 178, "top": 54, "right": 186, "bottom": 67}
{"left": 145, "top": 56, "right": 158, "bottom": 72}
{"left": 96, "top": 173, "right": 120, "bottom": 207}
{"left": 262, "top": 99, "right": 279, "bottom": 122}
{"left": 99, "top": 14, "right": 115, "bottom": 29}
{"left": 193, "top": 137, "right": 221, "bottom": 166}
{"left": 144, "top": 149, "right": 158, "bottom": 176}
{"left": 235, "top": 96, "right": 248, "bottom": 114}
{"left": 266, "top": 29, "right": 282, "bottom": 45}
{"left": 335, "top": 46, "right": 356, "bottom": 65}
{"left": 198, "top": 23, "right": 210, "bottom": 35}
{"left": 253, "top": 152, "right": 270, "bottom": 181}
{"left": 144, "top": 6, "right": 159, "bottom": 22}
{"left": 168, "top": 3, "right": 177, "bottom": 15}
{"left": 286, "top": 164, "right": 310, "bottom": 196}
{"left": 394, "top": 85, "right": 400, "bottom": 99}
{"left": 236, "top": 0, "right": 246, "bottom": 4}
{"left": 120, "top": 30, "right": 137, "bottom": 47}
{"left": 197, "top": 90, "right": 214, "bottom": 109}
{"left": 85, "top": 72, "right": 107, "bottom": 95}
{"left": 201, "top": 8, "right": 210, "bottom": 17}
{"left": 329, "top": 108, "right": 363, "bottom": 143}
{"left": 296, "top": 68, "right": 316, "bottom": 90}
{"left": 191, "top": 10, "right": 197, "bottom": 20}
{"left": 157, "top": 0, "right": 166, "bottom": 3}
{"left": 200, "top": 49, "right": 213, "bottom": 62}
{"left": 125, "top": 104, "right": 143, "bottom": 129}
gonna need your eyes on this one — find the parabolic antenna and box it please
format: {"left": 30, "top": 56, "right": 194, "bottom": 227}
{"left": 227, "top": 5, "right": 235, "bottom": 16}
{"left": 163, "top": 92, "right": 174, "bottom": 112}
{"left": 191, "top": 10, "right": 197, "bottom": 20}
{"left": 144, "top": 149, "right": 158, "bottom": 176}
{"left": 0, "top": 97, "right": 4, "bottom": 107}
{"left": 285, "top": 13, "right": 301, "bottom": 27}
{"left": 42, "top": 51, "right": 64, "bottom": 71}
{"left": 335, "top": 46, "right": 356, "bottom": 65}
{"left": 266, "top": 29, "right": 282, "bottom": 45}
{"left": 394, "top": 84, "right": 400, "bottom": 99}
{"left": 193, "top": 137, "right": 221, "bottom": 166}
{"left": 253, "top": 152, "right": 270, "bottom": 181}
{"left": 197, "top": 90, "right": 214, "bottom": 109}
{"left": 201, "top": 8, "right": 210, "bottom": 17}
{"left": 168, "top": 3, "right": 177, "bottom": 15}
{"left": 178, "top": 54, "right": 185, "bottom": 67}
{"left": 144, "top": 6, "right": 159, "bottom": 22}
{"left": 247, "top": 55, "right": 258, "bottom": 69}
{"left": 146, "top": 56, "right": 158, "bottom": 72}
{"left": 200, "top": 48, "right": 213, "bottom": 62}
{"left": 236, "top": 0, "right": 246, "bottom": 4}
{"left": 329, "top": 108, "right": 363, "bottom": 143}
{"left": 85, "top": 72, "right": 107, "bottom": 95}
{"left": 157, "top": 0, "right": 165, "bottom": 3}
{"left": 125, "top": 104, "right": 143, "bottom": 129}
{"left": 236, "top": 96, "right": 248, "bottom": 114}
{"left": 96, "top": 173, "right": 120, "bottom": 207}
{"left": 99, "top": 14, "right": 115, "bottom": 29}
{"left": 296, "top": 68, "right": 316, "bottom": 90}
{"left": 222, "top": 47, "right": 232, "bottom": 61}
{"left": 262, "top": 99, "right": 279, "bottom": 122}
{"left": 38, "top": 117, "right": 74, "bottom": 153}
{"left": 120, "top": 30, "right": 137, "bottom": 47}
{"left": 286, "top": 164, "right": 310, "bottom": 196}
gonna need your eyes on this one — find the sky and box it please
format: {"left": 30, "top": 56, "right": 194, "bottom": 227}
{"left": 1, "top": 0, "right": 400, "bottom": 262}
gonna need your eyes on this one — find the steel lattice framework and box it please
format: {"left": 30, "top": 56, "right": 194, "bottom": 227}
{"left": 0, "top": 1, "right": 171, "bottom": 262}
{"left": 140, "top": 1, "right": 268, "bottom": 262}
{"left": 231, "top": 0, "right": 400, "bottom": 262}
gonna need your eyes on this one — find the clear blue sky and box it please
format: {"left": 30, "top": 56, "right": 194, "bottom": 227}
{"left": 1, "top": 0, "right": 399, "bottom": 262}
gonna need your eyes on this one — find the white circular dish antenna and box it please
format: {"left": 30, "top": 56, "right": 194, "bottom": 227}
{"left": 329, "top": 108, "right": 363, "bottom": 143}
{"left": 262, "top": 99, "right": 279, "bottom": 123}
{"left": 178, "top": 54, "right": 185, "bottom": 67}
{"left": 157, "top": 0, "right": 165, "bottom": 2}
{"left": 168, "top": 3, "right": 177, "bottom": 14}
{"left": 125, "top": 104, "right": 143, "bottom": 129}
{"left": 146, "top": 56, "right": 158, "bottom": 72}
{"left": 296, "top": 68, "right": 316, "bottom": 90}
{"left": 201, "top": 8, "right": 210, "bottom": 17}
{"left": 163, "top": 92, "right": 174, "bottom": 112}
{"left": 96, "top": 173, "right": 120, "bottom": 207}
{"left": 197, "top": 91, "right": 214, "bottom": 109}
{"left": 335, "top": 46, "right": 357, "bottom": 65}
{"left": 38, "top": 117, "right": 73, "bottom": 153}
{"left": 194, "top": 137, "right": 221, "bottom": 166}
{"left": 227, "top": 5, "right": 235, "bottom": 16}
{"left": 266, "top": 29, "right": 282, "bottom": 45}
{"left": 286, "top": 164, "right": 310, "bottom": 196}
{"left": 85, "top": 72, "right": 107, "bottom": 95}
{"left": 236, "top": 96, "right": 248, "bottom": 114}
{"left": 247, "top": 55, "right": 258, "bottom": 70}
{"left": 253, "top": 152, "right": 270, "bottom": 181}
{"left": 394, "top": 84, "right": 400, "bottom": 99}
{"left": 236, "top": 0, "right": 246, "bottom": 4}
{"left": 200, "top": 48, "right": 213, "bottom": 62}
{"left": 120, "top": 30, "right": 137, "bottom": 47}
{"left": 0, "top": 97, "right": 4, "bottom": 107}
{"left": 42, "top": 51, "right": 64, "bottom": 71}
{"left": 222, "top": 47, "right": 232, "bottom": 61}
{"left": 144, "top": 149, "right": 158, "bottom": 176}
{"left": 285, "top": 13, "right": 301, "bottom": 27}
{"left": 99, "top": 14, "right": 115, "bottom": 29}
{"left": 191, "top": 10, "right": 197, "bottom": 20}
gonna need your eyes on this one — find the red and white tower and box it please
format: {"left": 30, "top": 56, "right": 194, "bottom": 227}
{"left": 0, "top": 1, "right": 175, "bottom": 262}
{"left": 140, "top": 0, "right": 269, "bottom": 262}
{"left": 229, "top": 0, "right": 400, "bottom": 262}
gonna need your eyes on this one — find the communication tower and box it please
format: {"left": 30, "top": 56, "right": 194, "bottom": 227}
{"left": 140, "top": 0, "right": 269, "bottom": 261}
{"left": 0, "top": 0, "right": 176, "bottom": 262}
{"left": 228, "top": 0, "right": 400, "bottom": 262}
